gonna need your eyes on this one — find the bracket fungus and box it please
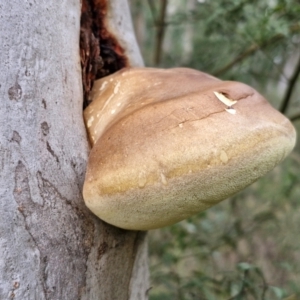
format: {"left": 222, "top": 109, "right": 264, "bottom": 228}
{"left": 83, "top": 67, "right": 296, "bottom": 231}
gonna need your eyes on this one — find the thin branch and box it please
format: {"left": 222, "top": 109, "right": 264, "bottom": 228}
{"left": 213, "top": 24, "right": 300, "bottom": 77}
{"left": 153, "top": 0, "right": 168, "bottom": 65}
{"left": 290, "top": 113, "right": 300, "bottom": 122}
{"left": 280, "top": 52, "right": 300, "bottom": 113}
{"left": 213, "top": 34, "right": 285, "bottom": 77}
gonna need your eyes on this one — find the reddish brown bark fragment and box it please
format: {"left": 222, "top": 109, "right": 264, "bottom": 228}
{"left": 80, "top": 0, "right": 128, "bottom": 108}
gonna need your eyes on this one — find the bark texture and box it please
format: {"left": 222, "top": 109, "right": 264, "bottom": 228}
{"left": 0, "top": 0, "right": 148, "bottom": 299}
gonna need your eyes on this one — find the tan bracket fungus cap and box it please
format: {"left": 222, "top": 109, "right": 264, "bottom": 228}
{"left": 83, "top": 67, "right": 296, "bottom": 231}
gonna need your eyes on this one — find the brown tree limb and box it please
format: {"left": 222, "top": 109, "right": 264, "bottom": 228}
{"left": 153, "top": 0, "right": 168, "bottom": 66}
{"left": 280, "top": 52, "right": 300, "bottom": 113}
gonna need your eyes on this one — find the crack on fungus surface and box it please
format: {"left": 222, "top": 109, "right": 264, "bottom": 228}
{"left": 155, "top": 109, "right": 227, "bottom": 132}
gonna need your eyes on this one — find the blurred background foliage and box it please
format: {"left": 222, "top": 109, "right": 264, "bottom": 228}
{"left": 129, "top": 0, "right": 300, "bottom": 299}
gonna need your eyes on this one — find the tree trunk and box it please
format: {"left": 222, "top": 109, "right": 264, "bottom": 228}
{"left": 0, "top": 0, "right": 148, "bottom": 299}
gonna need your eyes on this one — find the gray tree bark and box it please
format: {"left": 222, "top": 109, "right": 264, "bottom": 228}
{"left": 0, "top": 0, "right": 148, "bottom": 299}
